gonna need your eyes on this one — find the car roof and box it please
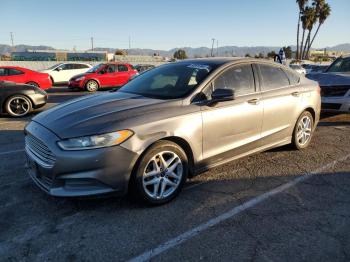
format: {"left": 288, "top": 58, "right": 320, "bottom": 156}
{"left": 176, "top": 57, "right": 276, "bottom": 67}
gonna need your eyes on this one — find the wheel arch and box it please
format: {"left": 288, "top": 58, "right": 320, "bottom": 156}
{"left": 3, "top": 93, "right": 34, "bottom": 114}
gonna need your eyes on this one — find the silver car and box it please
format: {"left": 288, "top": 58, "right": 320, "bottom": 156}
{"left": 25, "top": 58, "right": 321, "bottom": 205}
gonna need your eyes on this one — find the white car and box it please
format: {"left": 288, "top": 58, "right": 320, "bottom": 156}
{"left": 289, "top": 64, "right": 306, "bottom": 75}
{"left": 41, "top": 63, "right": 92, "bottom": 84}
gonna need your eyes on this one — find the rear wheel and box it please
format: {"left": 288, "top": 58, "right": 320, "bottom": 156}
{"left": 292, "top": 111, "right": 314, "bottom": 150}
{"left": 26, "top": 81, "right": 39, "bottom": 88}
{"left": 130, "top": 141, "right": 188, "bottom": 205}
{"left": 85, "top": 80, "right": 99, "bottom": 92}
{"left": 5, "top": 95, "right": 32, "bottom": 117}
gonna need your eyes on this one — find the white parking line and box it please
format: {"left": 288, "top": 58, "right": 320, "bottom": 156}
{"left": 128, "top": 153, "right": 350, "bottom": 262}
{"left": 0, "top": 149, "right": 25, "bottom": 156}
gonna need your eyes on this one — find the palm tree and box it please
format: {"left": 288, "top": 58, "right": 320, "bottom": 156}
{"left": 301, "top": 6, "right": 317, "bottom": 59}
{"left": 306, "top": 2, "right": 331, "bottom": 57}
{"left": 296, "top": 0, "right": 308, "bottom": 60}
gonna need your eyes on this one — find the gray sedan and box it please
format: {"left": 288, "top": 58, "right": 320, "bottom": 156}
{"left": 24, "top": 58, "right": 321, "bottom": 205}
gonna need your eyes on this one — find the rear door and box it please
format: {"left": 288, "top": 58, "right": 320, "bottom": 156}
{"left": 201, "top": 63, "right": 263, "bottom": 163}
{"left": 256, "top": 63, "right": 302, "bottom": 143}
{"left": 116, "top": 64, "right": 130, "bottom": 86}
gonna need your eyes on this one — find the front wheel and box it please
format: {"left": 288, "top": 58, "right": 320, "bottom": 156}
{"left": 85, "top": 80, "right": 99, "bottom": 92}
{"left": 5, "top": 95, "right": 32, "bottom": 117}
{"left": 292, "top": 111, "right": 314, "bottom": 150}
{"left": 130, "top": 141, "right": 188, "bottom": 205}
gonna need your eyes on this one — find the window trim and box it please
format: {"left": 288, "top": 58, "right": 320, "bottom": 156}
{"left": 200, "top": 62, "right": 258, "bottom": 100}
{"left": 255, "top": 63, "right": 296, "bottom": 93}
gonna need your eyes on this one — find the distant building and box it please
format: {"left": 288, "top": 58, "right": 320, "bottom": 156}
{"left": 11, "top": 49, "right": 108, "bottom": 61}
{"left": 309, "top": 49, "right": 349, "bottom": 59}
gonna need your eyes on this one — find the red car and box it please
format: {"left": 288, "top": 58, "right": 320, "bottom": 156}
{"left": 0, "top": 66, "right": 52, "bottom": 90}
{"left": 68, "top": 62, "right": 138, "bottom": 92}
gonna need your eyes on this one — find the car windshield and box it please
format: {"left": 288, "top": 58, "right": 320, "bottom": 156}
{"left": 87, "top": 64, "right": 104, "bottom": 73}
{"left": 326, "top": 57, "right": 350, "bottom": 73}
{"left": 119, "top": 62, "right": 216, "bottom": 99}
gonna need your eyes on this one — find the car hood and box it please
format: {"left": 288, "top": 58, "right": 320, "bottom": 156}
{"left": 32, "top": 91, "right": 171, "bottom": 139}
{"left": 307, "top": 72, "right": 350, "bottom": 86}
{"left": 70, "top": 73, "right": 89, "bottom": 80}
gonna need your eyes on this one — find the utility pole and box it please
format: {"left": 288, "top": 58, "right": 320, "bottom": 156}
{"left": 211, "top": 38, "right": 215, "bottom": 57}
{"left": 216, "top": 39, "right": 219, "bottom": 56}
{"left": 90, "top": 37, "right": 94, "bottom": 51}
{"left": 10, "top": 32, "right": 15, "bottom": 52}
{"left": 128, "top": 36, "right": 131, "bottom": 50}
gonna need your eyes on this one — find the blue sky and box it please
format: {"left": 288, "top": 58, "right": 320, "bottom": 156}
{"left": 1, "top": 0, "right": 349, "bottom": 50}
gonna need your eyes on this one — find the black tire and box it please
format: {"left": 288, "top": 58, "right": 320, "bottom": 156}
{"left": 26, "top": 81, "right": 39, "bottom": 88}
{"left": 5, "top": 95, "right": 32, "bottom": 117}
{"left": 130, "top": 140, "right": 188, "bottom": 205}
{"left": 292, "top": 111, "right": 314, "bottom": 150}
{"left": 85, "top": 80, "right": 99, "bottom": 92}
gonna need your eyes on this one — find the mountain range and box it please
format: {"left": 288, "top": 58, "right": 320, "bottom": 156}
{"left": 1, "top": 43, "right": 349, "bottom": 58}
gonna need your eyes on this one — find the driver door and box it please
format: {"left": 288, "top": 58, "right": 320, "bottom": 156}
{"left": 200, "top": 63, "right": 263, "bottom": 165}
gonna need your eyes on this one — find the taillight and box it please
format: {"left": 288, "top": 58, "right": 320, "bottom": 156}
{"left": 317, "top": 85, "right": 321, "bottom": 94}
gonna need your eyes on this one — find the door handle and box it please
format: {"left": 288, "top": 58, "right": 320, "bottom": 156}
{"left": 291, "top": 91, "right": 300, "bottom": 97}
{"left": 247, "top": 98, "right": 260, "bottom": 105}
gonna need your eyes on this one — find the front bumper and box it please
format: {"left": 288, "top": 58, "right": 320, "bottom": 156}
{"left": 30, "top": 93, "right": 48, "bottom": 109}
{"left": 321, "top": 96, "right": 350, "bottom": 113}
{"left": 68, "top": 79, "right": 84, "bottom": 89}
{"left": 24, "top": 121, "right": 139, "bottom": 197}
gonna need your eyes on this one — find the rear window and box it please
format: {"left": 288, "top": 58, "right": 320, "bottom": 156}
{"left": 8, "top": 68, "right": 24, "bottom": 76}
{"left": 259, "top": 64, "right": 290, "bottom": 91}
{"left": 283, "top": 69, "right": 300, "bottom": 86}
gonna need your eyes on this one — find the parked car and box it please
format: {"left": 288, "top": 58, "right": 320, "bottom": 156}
{"left": 68, "top": 62, "right": 138, "bottom": 92}
{"left": 134, "top": 64, "right": 156, "bottom": 73}
{"left": 0, "top": 66, "right": 52, "bottom": 89}
{"left": 289, "top": 64, "right": 306, "bottom": 74}
{"left": 25, "top": 58, "right": 320, "bottom": 205}
{"left": 307, "top": 55, "right": 350, "bottom": 113}
{"left": 41, "top": 63, "right": 92, "bottom": 85}
{"left": 0, "top": 81, "right": 47, "bottom": 117}
{"left": 308, "top": 65, "right": 329, "bottom": 74}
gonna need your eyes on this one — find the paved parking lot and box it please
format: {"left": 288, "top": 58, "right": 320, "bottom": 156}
{"left": 0, "top": 87, "right": 350, "bottom": 262}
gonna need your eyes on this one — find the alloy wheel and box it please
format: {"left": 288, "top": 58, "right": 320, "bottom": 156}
{"left": 7, "top": 97, "right": 31, "bottom": 117}
{"left": 86, "top": 81, "right": 98, "bottom": 92}
{"left": 142, "top": 151, "right": 183, "bottom": 200}
{"left": 296, "top": 115, "right": 312, "bottom": 146}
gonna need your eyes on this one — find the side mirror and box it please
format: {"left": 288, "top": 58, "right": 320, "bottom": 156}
{"left": 99, "top": 70, "right": 106, "bottom": 74}
{"left": 211, "top": 88, "right": 235, "bottom": 103}
{"left": 56, "top": 67, "right": 62, "bottom": 71}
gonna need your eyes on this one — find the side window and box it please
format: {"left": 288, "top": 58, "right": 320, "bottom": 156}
{"left": 60, "top": 64, "right": 72, "bottom": 70}
{"left": 0, "top": 68, "right": 8, "bottom": 76}
{"left": 118, "top": 65, "right": 128, "bottom": 72}
{"left": 212, "top": 64, "right": 255, "bottom": 96}
{"left": 283, "top": 69, "right": 300, "bottom": 86}
{"left": 7, "top": 69, "right": 24, "bottom": 76}
{"left": 106, "top": 65, "right": 117, "bottom": 73}
{"left": 259, "top": 64, "right": 290, "bottom": 91}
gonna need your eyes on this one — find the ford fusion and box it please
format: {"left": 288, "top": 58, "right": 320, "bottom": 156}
{"left": 25, "top": 58, "right": 321, "bottom": 205}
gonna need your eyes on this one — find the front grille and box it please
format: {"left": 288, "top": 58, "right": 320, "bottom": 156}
{"left": 321, "top": 85, "right": 350, "bottom": 97}
{"left": 322, "top": 103, "right": 342, "bottom": 110}
{"left": 25, "top": 134, "right": 56, "bottom": 168}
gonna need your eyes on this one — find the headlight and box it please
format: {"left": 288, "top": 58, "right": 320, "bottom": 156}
{"left": 75, "top": 76, "right": 85, "bottom": 81}
{"left": 57, "top": 130, "right": 133, "bottom": 150}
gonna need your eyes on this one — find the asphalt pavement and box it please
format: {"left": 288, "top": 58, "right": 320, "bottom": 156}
{"left": 0, "top": 86, "right": 349, "bottom": 262}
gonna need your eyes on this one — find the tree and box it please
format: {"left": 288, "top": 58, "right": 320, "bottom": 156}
{"left": 267, "top": 51, "right": 276, "bottom": 58}
{"left": 245, "top": 53, "right": 251, "bottom": 58}
{"left": 115, "top": 49, "right": 127, "bottom": 56}
{"left": 283, "top": 46, "right": 292, "bottom": 59}
{"left": 173, "top": 49, "right": 187, "bottom": 60}
{"left": 300, "top": 6, "right": 316, "bottom": 59}
{"left": 306, "top": 2, "right": 331, "bottom": 58}
{"left": 296, "top": 0, "right": 308, "bottom": 60}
